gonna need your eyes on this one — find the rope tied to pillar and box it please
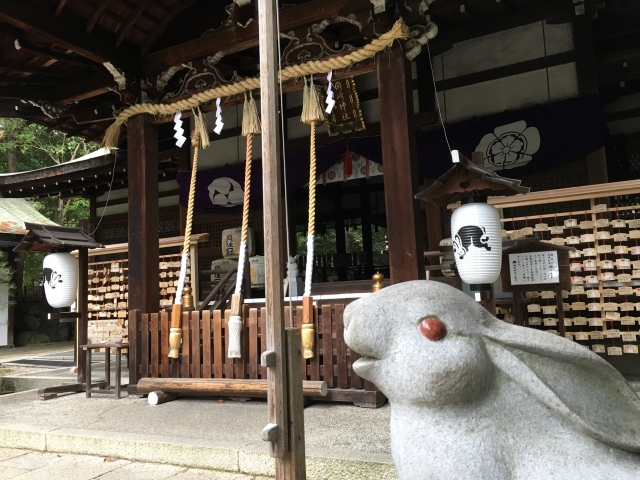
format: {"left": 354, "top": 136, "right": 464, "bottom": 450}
{"left": 229, "top": 91, "right": 262, "bottom": 359}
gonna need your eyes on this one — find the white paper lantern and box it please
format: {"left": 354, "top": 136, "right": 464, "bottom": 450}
{"left": 43, "top": 253, "right": 78, "bottom": 308}
{"left": 451, "top": 197, "right": 502, "bottom": 291}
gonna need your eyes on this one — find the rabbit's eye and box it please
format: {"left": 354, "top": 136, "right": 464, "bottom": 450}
{"left": 419, "top": 317, "right": 447, "bottom": 341}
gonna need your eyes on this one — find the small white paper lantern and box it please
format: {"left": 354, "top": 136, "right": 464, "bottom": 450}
{"left": 451, "top": 197, "right": 502, "bottom": 291}
{"left": 43, "top": 252, "right": 78, "bottom": 308}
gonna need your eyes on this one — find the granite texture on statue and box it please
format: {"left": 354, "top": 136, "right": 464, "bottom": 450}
{"left": 343, "top": 281, "right": 640, "bottom": 479}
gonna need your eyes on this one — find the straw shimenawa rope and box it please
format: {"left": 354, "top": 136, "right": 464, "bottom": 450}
{"left": 102, "top": 19, "right": 409, "bottom": 148}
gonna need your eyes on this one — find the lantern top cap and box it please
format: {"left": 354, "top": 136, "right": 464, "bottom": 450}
{"left": 415, "top": 151, "right": 530, "bottom": 206}
{"left": 13, "top": 223, "right": 103, "bottom": 252}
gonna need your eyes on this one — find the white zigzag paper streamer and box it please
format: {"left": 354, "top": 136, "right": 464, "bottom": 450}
{"left": 173, "top": 112, "right": 186, "bottom": 148}
{"left": 325, "top": 70, "right": 335, "bottom": 114}
{"left": 214, "top": 98, "right": 224, "bottom": 135}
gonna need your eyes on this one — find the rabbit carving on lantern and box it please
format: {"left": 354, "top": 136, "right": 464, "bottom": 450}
{"left": 344, "top": 281, "right": 640, "bottom": 479}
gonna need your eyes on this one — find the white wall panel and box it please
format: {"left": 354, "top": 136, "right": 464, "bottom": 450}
{"left": 441, "top": 23, "right": 545, "bottom": 79}
{"left": 548, "top": 62, "right": 578, "bottom": 101}
{"left": 444, "top": 70, "right": 549, "bottom": 123}
{"left": 543, "top": 22, "right": 574, "bottom": 55}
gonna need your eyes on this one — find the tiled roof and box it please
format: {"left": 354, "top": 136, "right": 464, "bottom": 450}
{"left": 0, "top": 198, "right": 58, "bottom": 235}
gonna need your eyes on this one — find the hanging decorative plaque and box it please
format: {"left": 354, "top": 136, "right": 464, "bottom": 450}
{"left": 327, "top": 77, "right": 365, "bottom": 136}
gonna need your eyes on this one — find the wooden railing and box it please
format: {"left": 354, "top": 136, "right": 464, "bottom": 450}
{"left": 132, "top": 304, "right": 384, "bottom": 408}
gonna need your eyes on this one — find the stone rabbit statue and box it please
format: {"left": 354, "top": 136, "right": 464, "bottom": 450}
{"left": 344, "top": 281, "right": 640, "bottom": 479}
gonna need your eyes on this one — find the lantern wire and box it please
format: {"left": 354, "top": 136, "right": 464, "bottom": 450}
{"left": 425, "top": 39, "right": 452, "bottom": 157}
{"left": 91, "top": 149, "right": 118, "bottom": 235}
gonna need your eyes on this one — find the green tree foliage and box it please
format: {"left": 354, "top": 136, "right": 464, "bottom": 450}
{"left": 0, "top": 119, "right": 99, "bottom": 287}
{"left": 0, "top": 118, "right": 97, "bottom": 226}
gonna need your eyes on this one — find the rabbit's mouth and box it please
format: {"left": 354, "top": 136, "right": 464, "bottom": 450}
{"left": 352, "top": 355, "right": 381, "bottom": 379}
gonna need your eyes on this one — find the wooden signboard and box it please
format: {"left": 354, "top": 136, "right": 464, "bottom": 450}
{"left": 501, "top": 240, "right": 574, "bottom": 335}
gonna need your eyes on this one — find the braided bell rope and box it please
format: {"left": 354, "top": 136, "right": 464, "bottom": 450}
{"left": 102, "top": 20, "right": 409, "bottom": 148}
{"left": 241, "top": 133, "right": 253, "bottom": 246}
{"left": 183, "top": 135, "right": 199, "bottom": 254}
{"left": 307, "top": 123, "right": 317, "bottom": 237}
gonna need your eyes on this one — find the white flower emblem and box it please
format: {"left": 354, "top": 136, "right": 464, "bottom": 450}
{"left": 208, "top": 177, "right": 244, "bottom": 207}
{"left": 475, "top": 120, "right": 540, "bottom": 171}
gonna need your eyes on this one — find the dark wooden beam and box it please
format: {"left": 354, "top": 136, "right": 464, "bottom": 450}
{"left": 0, "top": 0, "right": 141, "bottom": 75}
{"left": 142, "top": 0, "right": 372, "bottom": 76}
{"left": 140, "top": 0, "right": 200, "bottom": 55}
{"left": 116, "top": 0, "right": 155, "bottom": 47}
{"left": 377, "top": 43, "right": 425, "bottom": 284}
{"left": 0, "top": 75, "right": 66, "bottom": 85}
{"left": 0, "top": 59, "right": 82, "bottom": 78}
{"left": 127, "top": 113, "right": 159, "bottom": 316}
{"left": 13, "top": 38, "right": 97, "bottom": 68}
{"left": 86, "top": 0, "right": 117, "bottom": 33}
{"left": 51, "top": 71, "right": 117, "bottom": 106}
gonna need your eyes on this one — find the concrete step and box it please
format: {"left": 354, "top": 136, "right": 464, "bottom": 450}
{"left": 0, "top": 422, "right": 396, "bottom": 480}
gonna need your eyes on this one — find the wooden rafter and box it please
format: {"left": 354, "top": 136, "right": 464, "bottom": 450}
{"left": 86, "top": 0, "right": 117, "bottom": 34}
{"left": 51, "top": 70, "right": 118, "bottom": 106}
{"left": 13, "top": 38, "right": 97, "bottom": 68}
{"left": 0, "top": 59, "right": 83, "bottom": 77}
{"left": 116, "top": 0, "right": 156, "bottom": 47}
{"left": 140, "top": 0, "right": 200, "bottom": 55}
{"left": 54, "top": 0, "right": 67, "bottom": 17}
{"left": 0, "top": 0, "right": 141, "bottom": 75}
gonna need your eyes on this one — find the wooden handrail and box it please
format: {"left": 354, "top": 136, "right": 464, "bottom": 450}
{"left": 198, "top": 267, "right": 237, "bottom": 312}
{"left": 84, "top": 233, "right": 210, "bottom": 256}
{"left": 447, "top": 178, "right": 640, "bottom": 210}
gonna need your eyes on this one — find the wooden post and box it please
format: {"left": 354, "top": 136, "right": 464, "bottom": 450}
{"left": 77, "top": 248, "right": 88, "bottom": 384}
{"left": 284, "top": 328, "right": 306, "bottom": 478}
{"left": 378, "top": 43, "right": 426, "bottom": 284}
{"left": 127, "top": 113, "right": 158, "bottom": 389}
{"left": 127, "top": 113, "right": 159, "bottom": 315}
{"left": 257, "top": 0, "right": 290, "bottom": 464}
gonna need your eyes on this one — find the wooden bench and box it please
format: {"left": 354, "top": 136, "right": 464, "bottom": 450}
{"left": 81, "top": 343, "right": 129, "bottom": 399}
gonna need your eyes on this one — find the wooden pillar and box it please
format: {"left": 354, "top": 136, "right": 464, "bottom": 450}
{"left": 178, "top": 117, "right": 191, "bottom": 235}
{"left": 77, "top": 248, "right": 88, "bottom": 384}
{"left": 359, "top": 179, "right": 374, "bottom": 279}
{"left": 574, "top": 16, "right": 607, "bottom": 184}
{"left": 258, "top": 0, "right": 292, "bottom": 468}
{"left": 378, "top": 43, "right": 426, "bottom": 283}
{"left": 334, "top": 184, "right": 347, "bottom": 281}
{"left": 127, "top": 115, "right": 159, "bottom": 313}
{"left": 424, "top": 179, "right": 445, "bottom": 275}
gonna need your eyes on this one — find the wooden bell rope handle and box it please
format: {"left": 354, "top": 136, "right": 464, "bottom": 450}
{"left": 168, "top": 131, "right": 200, "bottom": 359}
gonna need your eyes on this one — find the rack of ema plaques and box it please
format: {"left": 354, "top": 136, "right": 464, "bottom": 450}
{"left": 84, "top": 234, "right": 208, "bottom": 348}
{"left": 490, "top": 179, "right": 640, "bottom": 377}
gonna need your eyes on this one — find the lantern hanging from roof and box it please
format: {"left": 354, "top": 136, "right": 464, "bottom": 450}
{"left": 43, "top": 252, "right": 78, "bottom": 308}
{"left": 450, "top": 197, "right": 502, "bottom": 291}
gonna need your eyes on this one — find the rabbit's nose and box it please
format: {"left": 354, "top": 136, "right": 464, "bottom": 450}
{"left": 419, "top": 317, "right": 447, "bottom": 341}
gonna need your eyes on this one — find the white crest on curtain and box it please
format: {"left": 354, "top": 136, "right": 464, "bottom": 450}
{"left": 475, "top": 121, "right": 540, "bottom": 171}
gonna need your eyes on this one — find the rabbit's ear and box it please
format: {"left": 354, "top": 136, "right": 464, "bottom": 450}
{"left": 482, "top": 316, "right": 640, "bottom": 453}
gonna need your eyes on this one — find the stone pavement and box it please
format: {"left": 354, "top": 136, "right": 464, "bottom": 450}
{"left": 0, "top": 447, "right": 272, "bottom": 479}
{"left": 0, "top": 389, "right": 394, "bottom": 480}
